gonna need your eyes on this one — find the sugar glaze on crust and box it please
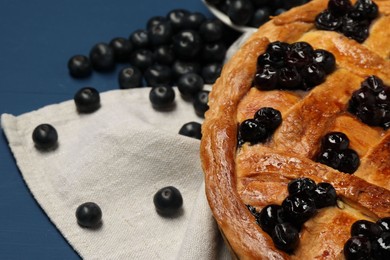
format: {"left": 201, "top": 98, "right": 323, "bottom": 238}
{"left": 200, "top": 0, "right": 390, "bottom": 259}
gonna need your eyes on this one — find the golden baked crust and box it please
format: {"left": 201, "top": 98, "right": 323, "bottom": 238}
{"left": 200, "top": 0, "right": 390, "bottom": 259}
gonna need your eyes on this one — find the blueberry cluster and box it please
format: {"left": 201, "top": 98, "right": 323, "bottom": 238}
{"left": 344, "top": 218, "right": 390, "bottom": 259}
{"left": 248, "top": 177, "right": 337, "bottom": 253}
{"left": 315, "top": 0, "right": 378, "bottom": 43}
{"left": 205, "top": 0, "right": 311, "bottom": 27}
{"left": 348, "top": 75, "right": 390, "bottom": 129}
{"left": 254, "top": 41, "right": 336, "bottom": 91}
{"left": 68, "top": 9, "right": 240, "bottom": 88}
{"left": 316, "top": 132, "right": 360, "bottom": 174}
{"left": 238, "top": 107, "right": 282, "bottom": 146}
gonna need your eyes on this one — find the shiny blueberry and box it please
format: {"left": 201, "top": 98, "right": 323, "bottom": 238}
{"left": 199, "top": 19, "right": 224, "bottom": 43}
{"left": 312, "top": 49, "right": 336, "bottom": 74}
{"left": 76, "top": 202, "right": 102, "bottom": 228}
{"left": 258, "top": 204, "right": 286, "bottom": 234}
{"left": 316, "top": 149, "right": 342, "bottom": 170}
{"left": 249, "top": 7, "right": 271, "bottom": 28}
{"left": 109, "top": 37, "right": 133, "bottom": 62}
{"left": 201, "top": 42, "right": 227, "bottom": 63}
{"left": 312, "top": 182, "right": 338, "bottom": 208}
{"left": 361, "top": 75, "right": 384, "bottom": 93}
{"left": 201, "top": 63, "right": 222, "bottom": 84}
{"left": 254, "top": 107, "right": 282, "bottom": 131}
{"left": 227, "top": 0, "right": 254, "bottom": 26}
{"left": 148, "top": 20, "right": 173, "bottom": 47}
{"left": 247, "top": 205, "right": 261, "bottom": 219}
{"left": 344, "top": 236, "right": 372, "bottom": 260}
{"left": 341, "top": 16, "right": 369, "bottom": 43}
{"left": 183, "top": 12, "right": 206, "bottom": 30}
{"left": 287, "top": 178, "right": 316, "bottom": 196}
{"left": 353, "top": 0, "right": 379, "bottom": 21}
{"left": 371, "top": 232, "right": 390, "bottom": 259}
{"left": 89, "top": 43, "right": 115, "bottom": 72}
{"left": 32, "top": 124, "right": 58, "bottom": 150}
{"left": 282, "top": 194, "right": 317, "bottom": 225}
{"left": 301, "top": 63, "right": 326, "bottom": 88}
{"left": 74, "top": 87, "right": 101, "bottom": 113}
{"left": 278, "top": 66, "right": 302, "bottom": 89}
{"left": 315, "top": 10, "right": 342, "bottom": 31}
{"left": 149, "top": 85, "right": 175, "bottom": 109}
{"left": 239, "top": 119, "right": 268, "bottom": 144}
{"left": 178, "top": 122, "right": 202, "bottom": 140}
{"left": 146, "top": 16, "right": 167, "bottom": 31}
{"left": 177, "top": 73, "right": 204, "bottom": 99}
{"left": 144, "top": 64, "right": 172, "bottom": 87}
{"left": 153, "top": 45, "right": 175, "bottom": 65}
{"left": 254, "top": 64, "right": 279, "bottom": 90}
{"left": 166, "top": 9, "right": 190, "bottom": 32}
{"left": 351, "top": 220, "right": 382, "bottom": 240}
{"left": 328, "top": 0, "right": 352, "bottom": 16}
{"left": 129, "top": 29, "right": 150, "bottom": 49}
{"left": 172, "top": 60, "right": 201, "bottom": 80}
{"left": 271, "top": 223, "right": 300, "bottom": 253}
{"left": 67, "top": 55, "right": 92, "bottom": 78}
{"left": 130, "top": 49, "right": 154, "bottom": 71}
{"left": 172, "top": 30, "right": 202, "bottom": 60}
{"left": 286, "top": 42, "right": 313, "bottom": 69}
{"left": 153, "top": 186, "right": 183, "bottom": 216}
{"left": 118, "top": 66, "right": 143, "bottom": 89}
{"left": 377, "top": 217, "right": 390, "bottom": 232}
{"left": 266, "top": 41, "right": 290, "bottom": 65}
{"left": 193, "top": 90, "right": 209, "bottom": 118}
{"left": 338, "top": 148, "right": 360, "bottom": 174}
{"left": 322, "top": 132, "right": 350, "bottom": 151}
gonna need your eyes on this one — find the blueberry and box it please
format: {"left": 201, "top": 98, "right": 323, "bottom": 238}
{"left": 227, "top": 0, "right": 254, "bottom": 26}
{"left": 149, "top": 85, "right": 175, "bottom": 109}
{"left": 193, "top": 90, "right": 209, "bottom": 117}
{"left": 238, "top": 119, "right": 268, "bottom": 144}
{"left": 274, "top": 8, "right": 287, "bottom": 16}
{"left": 265, "top": 41, "right": 290, "bottom": 65}
{"left": 178, "top": 122, "right": 202, "bottom": 140}
{"left": 172, "top": 30, "right": 202, "bottom": 60}
{"left": 118, "top": 66, "right": 143, "bottom": 89}
{"left": 166, "top": 9, "right": 190, "bottom": 32}
{"left": 301, "top": 63, "right": 326, "bottom": 89}
{"left": 282, "top": 194, "right": 317, "bottom": 225}
{"left": 199, "top": 19, "right": 224, "bottom": 43}
{"left": 278, "top": 66, "right": 302, "bottom": 89}
{"left": 247, "top": 205, "right": 261, "bottom": 219}
{"left": 338, "top": 148, "right": 360, "bottom": 174}
{"left": 129, "top": 29, "right": 150, "bottom": 49}
{"left": 254, "top": 107, "right": 282, "bottom": 131}
{"left": 312, "top": 49, "right": 336, "bottom": 74}
{"left": 74, "top": 87, "right": 101, "bottom": 113}
{"left": 177, "top": 73, "right": 204, "bottom": 99}
{"left": 361, "top": 75, "right": 384, "bottom": 93}
{"left": 353, "top": 0, "right": 379, "bottom": 21}
{"left": 129, "top": 49, "right": 154, "bottom": 71}
{"left": 316, "top": 149, "right": 342, "bottom": 170}
{"left": 348, "top": 88, "right": 376, "bottom": 113}
{"left": 258, "top": 204, "right": 286, "bottom": 234}
{"left": 109, "top": 37, "right": 133, "bottom": 62}
{"left": 351, "top": 220, "right": 382, "bottom": 240}
{"left": 271, "top": 223, "right": 300, "bottom": 253}
{"left": 287, "top": 178, "right": 316, "bottom": 197}
{"left": 153, "top": 45, "right": 175, "bottom": 65}
{"left": 322, "top": 132, "right": 350, "bottom": 151}
{"left": 249, "top": 7, "right": 271, "bottom": 28}
{"left": 254, "top": 64, "right": 279, "bottom": 90}
{"left": 153, "top": 186, "right": 183, "bottom": 216}
{"left": 172, "top": 60, "right": 201, "bottom": 80}
{"left": 201, "top": 63, "right": 222, "bottom": 84}
{"left": 146, "top": 16, "right": 168, "bottom": 31}
{"left": 312, "top": 182, "right": 337, "bottom": 208}
{"left": 315, "top": 10, "right": 342, "bottom": 31}
{"left": 32, "top": 124, "right": 58, "bottom": 150}
{"left": 201, "top": 42, "right": 227, "bottom": 63}
{"left": 76, "top": 202, "right": 102, "bottom": 228}
{"left": 341, "top": 16, "right": 369, "bottom": 43}
{"left": 286, "top": 42, "right": 314, "bottom": 69}
{"left": 328, "top": 0, "right": 352, "bottom": 16}
{"left": 89, "top": 43, "right": 115, "bottom": 72}
{"left": 67, "top": 55, "right": 92, "bottom": 78}
{"left": 377, "top": 217, "right": 390, "bottom": 232}
{"left": 343, "top": 236, "right": 372, "bottom": 260}
{"left": 148, "top": 20, "right": 173, "bottom": 47}
{"left": 257, "top": 52, "right": 284, "bottom": 69}
{"left": 184, "top": 12, "right": 206, "bottom": 30}
{"left": 371, "top": 232, "right": 390, "bottom": 259}
{"left": 144, "top": 64, "right": 172, "bottom": 87}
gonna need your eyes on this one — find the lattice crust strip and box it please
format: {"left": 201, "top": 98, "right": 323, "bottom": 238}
{"left": 201, "top": 0, "right": 390, "bottom": 259}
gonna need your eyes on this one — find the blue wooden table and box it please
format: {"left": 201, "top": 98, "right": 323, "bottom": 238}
{"left": 0, "top": 1, "right": 213, "bottom": 258}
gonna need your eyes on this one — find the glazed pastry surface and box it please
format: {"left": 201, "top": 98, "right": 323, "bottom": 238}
{"left": 200, "top": 0, "right": 390, "bottom": 259}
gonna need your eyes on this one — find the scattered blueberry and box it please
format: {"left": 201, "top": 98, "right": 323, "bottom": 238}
{"left": 109, "top": 37, "right": 133, "bottom": 62}
{"left": 177, "top": 73, "right": 204, "bottom": 99}
{"left": 153, "top": 186, "right": 183, "bottom": 216}
{"left": 144, "top": 64, "right": 172, "bottom": 87}
{"left": 184, "top": 12, "right": 206, "bottom": 30}
{"left": 193, "top": 90, "right": 209, "bottom": 117}
{"left": 129, "top": 48, "right": 154, "bottom": 71}
{"left": 166, "top": 9, "right": 190, "bottom": 32}
{"left": 67, "top": 55, "right": 92, "bottom": 78}
{"left": 201, "top": 63, "right": 222, "bottom": 84}
{"left": 153, "top": 45, "right": 176, "bottom": 65}
{"left": 227, "top": 0, "right": 254, "bottom": 26}
{"left": 249, "top": 7, "right": 271, "bottom": 28}
{"left": 32, "top": 124, "right": 58, "bottom": 150}
{"left": 118, "top": 66, "right": 143, "bottom": 89}
{"left": 129, "top": 29, "right": 150, "bottom": 49}
{"left": 172, "top": 60, "right": 201, "bottom": 80}
{"left": 74, "top": 87, "right": 101, "bottom": 113}
{"left": 172, "top": 30, "right": 202, "bottom": 60}
{"left": 89, "top": 43, "right": 115, "bottom": 72}
{"left": 146, "top": 16, "right": 168, "bottom": 31}
{"left": 201, "top": 42, "right": 227, "bottom": 63}
{"left": 198, "top": 19, "right": 224, "bottom": 43}
{"left": 76, "top": 202, "right": 102, "bottom": 228}
{"left": 147, "top": 20, "right": 173, "bottom": 47}
{"left": 178, "top": 121, "right": 202, "bottom": 140}
{"left": 149, "top": 85, "right": 175, "bottom": 109}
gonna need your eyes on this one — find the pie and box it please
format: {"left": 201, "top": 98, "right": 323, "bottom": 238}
{"left": 200, "top": 0, "right": 390, "bottom": 259}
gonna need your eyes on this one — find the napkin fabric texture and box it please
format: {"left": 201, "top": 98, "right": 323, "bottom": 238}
{"left": 1, "top": 88, "right": 230, "bottom": 259}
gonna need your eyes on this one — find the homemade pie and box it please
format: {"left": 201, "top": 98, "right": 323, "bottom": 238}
{"left": 200, "top": 0, "right": 390, "bottom": 259}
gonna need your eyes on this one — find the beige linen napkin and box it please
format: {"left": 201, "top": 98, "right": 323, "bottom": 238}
{"left": 1, "top": 87, "right": 230, "bottom": 259}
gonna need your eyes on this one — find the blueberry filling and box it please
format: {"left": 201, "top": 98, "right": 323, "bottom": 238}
{"left": 348, "top": 75, "right": 390, "bottom": 129}
{"left": 315, "top": 0, "right": 378, "bottom": 43}
{"left": 238, "top": 107, "right": 282, "bottom": 146}
{"left": 248, "top": 178, "right": 338, "bottom": 253}
{"left": 316, "top": 132, "right": 360, "bottom": 174}
{"left": 254, "top": 41, "right": 335, "bottom": 91}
